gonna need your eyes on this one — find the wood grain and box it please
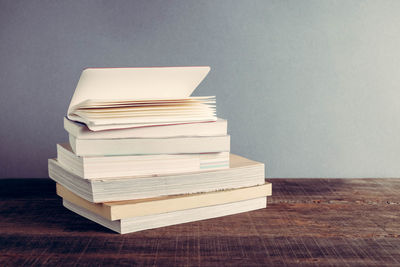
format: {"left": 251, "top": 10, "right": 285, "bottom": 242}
{"left": 1, "top": 178, "right": 400, "bottom": 266}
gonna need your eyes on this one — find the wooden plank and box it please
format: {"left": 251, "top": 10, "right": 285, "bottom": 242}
{"left": 1, "top": 178, "right": 400, "bottom": 266}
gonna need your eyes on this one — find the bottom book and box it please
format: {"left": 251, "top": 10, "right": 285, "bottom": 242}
{"left": 63, "top": 197, "right": 267, "bottom": 234}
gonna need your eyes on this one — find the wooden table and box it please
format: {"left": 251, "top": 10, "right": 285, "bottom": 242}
{"left": 1, "top": 178, "right": 400, "bottom": 266}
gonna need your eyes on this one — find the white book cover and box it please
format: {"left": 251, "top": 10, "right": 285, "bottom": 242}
{"left": 68, "top": 134, "right": 230, "bottom": 156}
{"left": 57, "top": 143, "right": 229, "bottom": 179}
{"left": 64, "top": 117, "right": 228, "bottom": 139}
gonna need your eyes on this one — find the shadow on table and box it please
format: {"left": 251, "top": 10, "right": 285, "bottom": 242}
{"left": 0, "top": 178, "right": 56, "bottom": 199}
{"left": 0, "top": 178, "right": 114, "bottom": 234}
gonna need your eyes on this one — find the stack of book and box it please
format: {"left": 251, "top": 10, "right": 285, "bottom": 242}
{"left": 48, "top": 66, "right": 271, "bottom": 234}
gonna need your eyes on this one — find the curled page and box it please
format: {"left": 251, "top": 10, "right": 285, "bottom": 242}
{"left": 67, "top": 66, "right": 211, "bottom": 122}
{"left": 67, "top": 66, "right": 217, "bottom": 131}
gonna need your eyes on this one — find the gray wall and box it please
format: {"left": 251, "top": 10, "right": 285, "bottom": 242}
{"left": 1, "top": 0, "right": 400, "bottom": 178}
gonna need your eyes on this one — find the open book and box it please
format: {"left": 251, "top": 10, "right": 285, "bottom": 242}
{"left": 67, "top": 66, "right": 216, "bottom": 131}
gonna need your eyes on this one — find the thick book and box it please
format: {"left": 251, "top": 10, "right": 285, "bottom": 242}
{"left": 67, "top": 67, "right": 216, "bottom": 131}
{"left": 48, "top": 154, "right": 265, "bottom": 202}
{"left": 68, "top": 134, "right": 230, "bottom": 156}
{"left": 64, "top": 117, "right": 228, "bottom": 139}
{"left": 56, "top": 183, "right": 272, "bottom": 220}
{"left": 57, "top": 143, "right": 229, "bottom": 179}
{"left": 62, "top": 197, "right": 267, "bottom": 234}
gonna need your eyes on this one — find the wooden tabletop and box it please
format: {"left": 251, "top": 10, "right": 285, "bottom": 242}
{"left": 1, "top": 178, "right": 400, "bottom": 266}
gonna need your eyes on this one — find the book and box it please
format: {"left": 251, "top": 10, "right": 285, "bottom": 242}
{"left": 62, "top": 197, "right": 267, "bottom": 234}
{"left": 64, "top": 117, "right": 228, "bottom": 139}
{"left": 68, "top": 134, "right": 230, "bottom": 156}
{"left": 56, "top": 183, "right": 272, "bottom": 220}
{"left": 72, "top": 97, "right": 216, "bottom": 129}
{"left": 57, "top": 143, "right": 229, "bottom": 179}
{"left": 48, "top": 154, "right": 265, "bottom": 202}
{"left": 67, "top": 67, "right": 215, "bottom": 131}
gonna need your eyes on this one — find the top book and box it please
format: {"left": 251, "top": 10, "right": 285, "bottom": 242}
{"left": 67, "top": 66, "right": 216, "bottom": 131}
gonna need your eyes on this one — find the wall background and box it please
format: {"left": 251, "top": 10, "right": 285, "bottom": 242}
{"left": 1, "top": 0, "right": 400, "bottom": 178}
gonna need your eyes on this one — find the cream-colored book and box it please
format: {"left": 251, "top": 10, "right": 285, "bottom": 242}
{"left": 62, "top": 197, "right": 268, "bottom": 234}
{"left": 48, "top": 154, "right": 265, "bottom": 202}
{"left": 57, "top": 183, "right": 272, "bottom": 220}
{"left": 67, "top": 67, "right": 216, "bottom": 131}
